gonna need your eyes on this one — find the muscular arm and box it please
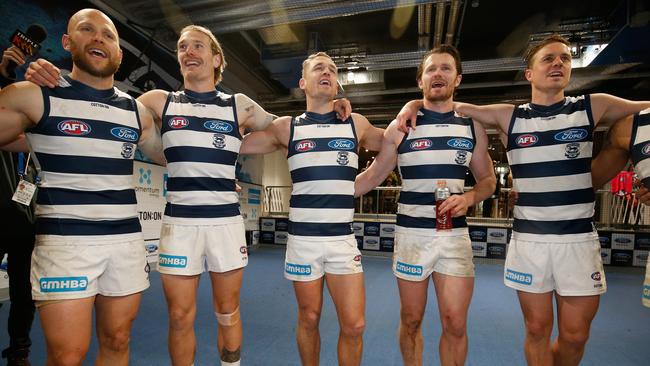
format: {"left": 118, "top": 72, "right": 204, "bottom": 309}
{"left": 453, "top": 102, "right": 514, "bottom": 133}
{"left": 235, "top": 93, "right": 277, "bottom": 132}
{"left": 353, "top": 113, "right": 384, "bottom": 151}
{"left": 0, "top": 81, "right": 43, "bottom": 146}
{"left": 0, "top": 134, "right": 29, "bottom": 152}
{"left": 136, "top": 100, "right": 166, "bottom": 166}
{"left": 354, "top": 121, "right": 402, "bottom": 197}
{"left": 239, "top": 116, "right": 291, "bottom": 155}
{"left": 137, "top": 89, "right": 168, "bottom": 129}
{"left": 439, "top": 120, "right": 496, "bottom": 217}
{"left": 591, "top": 93, "right": 650, "bottom": 128}
{"left": 591, "top": 115, "right": 632, "bottom": 189}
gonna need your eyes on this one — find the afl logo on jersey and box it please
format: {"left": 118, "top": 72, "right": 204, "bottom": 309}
{"left": 58, "top": 120, "right": 91, "bottom": 136}
{"left": 447, "top": 138, "right": 473, "bottom": 150}
{"left": 410, "top": 139, "right": 432, "bottom": 150}
{"left": 110, "top": 127, "right": 139, "bottom": 142}
{"left": 295, "top": 140, "right": 316, "bottom": 152}
{"left": 554, "top": 128, "right": 588, "bottom": 142}
{"left": 328, "top": 139, "right": 355, "bottom": 150}
{"left": 168, "top": 117, "right": 189, "bottom": 129}
{"left": 642, "top": 143, "right": 650, "bottom": 156}
{"left": 516, "top": 134, "right": 538, "bottom": 147}
{"left": 204, "top": 120, "right": 233, "bottom": 133}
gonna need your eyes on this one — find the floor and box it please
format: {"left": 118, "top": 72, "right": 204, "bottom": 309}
{"left": 0, "top": 245, "right": 648, "bottom": 365}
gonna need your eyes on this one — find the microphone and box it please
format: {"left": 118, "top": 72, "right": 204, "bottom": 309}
{"left": 7, "top": 24, "right": 47, "bottom": 79}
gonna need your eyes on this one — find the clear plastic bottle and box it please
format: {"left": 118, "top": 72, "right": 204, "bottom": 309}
{"left": 435, "top": 180, "right": 452, "bottom": 230}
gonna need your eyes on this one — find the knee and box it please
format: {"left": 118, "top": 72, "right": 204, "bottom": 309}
{"left": 524, "top": 319, "right": 553, "bottom": 341}
{"left": 168, "top": 306, "right": 196, "bottom": 331}
{"left": 297, "top": 308, "right": 321, "bottom": 331}
{"left": 440, "top": 313, "right": 467, "bottom": 339}
{"left": 559, "top": 328, "right": 590, "bottom": 349}
{"left": 49, "top": 348, "right": 87, "bottom": 366}
{"left": 400, "top": 311, "right": 423, "bottom": 334}
{"left": 97, "top": 328, "right": 131, "bottom": 353}
{"left": 341, "top": 317, "right": 365, "bottom": 339}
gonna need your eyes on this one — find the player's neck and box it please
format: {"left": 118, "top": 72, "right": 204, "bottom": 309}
{"left": 306, "top": 97, "right": 335, "bottom": 115}
{"left": 531, "top": 87, "right": 565, "bottom": 106}
{"left": 422, "top": 98, "right": 454, "bottom": 114}
{"left": 184, "top": 78, "right": 217, "bottom": 93}
{"left": 69, "top": 67, "right": 114, "bottom": 90}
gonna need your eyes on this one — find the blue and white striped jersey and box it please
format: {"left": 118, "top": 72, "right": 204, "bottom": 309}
{"left": 26, "top": 76, "right": 142, "bottom": 236}
{"left": 161, "top": 89, "right": 242, "bottom": 222}
{"left": 396, "top": 109, "right": 475, "bottom": 236}
{"left": 507, "top": 95, "right": 597, "bottom": 242}
{"left": 630, "top": 109, "right": 650, "bottom": 186}
{"left": 287, "top": 111, "right": 358, "bottom": 238}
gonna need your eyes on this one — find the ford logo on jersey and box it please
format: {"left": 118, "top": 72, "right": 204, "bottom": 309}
{"left": 169, "top": 117, "right": 189, "bottom": 129}
{"left": 447, "top": 138, "right": 473, "bottom": 150}
{"left": 516, "top": 134, "right": 538, "bottom": 147}
{"left": 642, "top": 143, "right": 650, "bottom": 156}
{"left": 295, "top": 140, "right": 316, "bottom": 152}
{"left": 554, "top": 128, "right": 588, "bottom": 142}
{"left": 599, "top": 237, "right": 610, "bottom": 244}
{"left": 328, "top": 139, "right": 355, "bottom": 150}
{"left": 204, "top": 120, "right": 233, "bottom": 133}
{"left": 366, "top": 239, "right": 378, "bottom": 245}
{"left": 382, "top": 227, "right": 395, "bottom": 233}
{"left": 410, "top": 139, "right": 432, "bottom": 150}
{"left": 58, "top": 120, "right": 91, "bottom": 136}
{"left": 490, "top": 232, "right": 505, "bottom": 238}
{"left": 110, "top": 127, "right": 139, "bottom": 142}
{"left": 614, "top": 237, "right": 631, "bottom": 244}
{"left": 471, "top": 245, "right": 484, "bottom": 251}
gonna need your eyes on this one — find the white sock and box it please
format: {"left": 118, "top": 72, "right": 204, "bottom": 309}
{"left": 221, "top": 360, "right": 240, "bottom": 366}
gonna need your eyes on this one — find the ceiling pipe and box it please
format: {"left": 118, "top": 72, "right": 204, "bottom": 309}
{"left": 445, "top": 0, "right": 461, "bottom": 45}
{"left": 433, "top": 1, "right": 446, "bottom": 47}
{"left": 424, "top": 4, "right": 433, "bottom": 49}
{"left": 417, "top": 5, "right": 426, "bottom": 50}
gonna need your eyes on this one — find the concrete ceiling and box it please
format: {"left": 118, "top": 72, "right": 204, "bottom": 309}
{"left": 95, "top": 0, "right": 650, "bottom": 124}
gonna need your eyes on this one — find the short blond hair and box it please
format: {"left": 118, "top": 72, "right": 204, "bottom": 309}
{"left": 179, "top": 25, "right": 227, "bottom": 85}
{"left": 301, "top": 52, "right": 335, "bottom": 78}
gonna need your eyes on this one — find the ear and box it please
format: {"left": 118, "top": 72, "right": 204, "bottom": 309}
{"left": 117, "top": 47, "right": 123, "bottom": 65}
{"left": 454, "top": 74, "right": 462, "bottom": 87}
{"left": 298, "top": 77, "right": 306, "bottom": 90}
{"left": 213, "top": 53, "right": 222, "bottom": 69}
{"left": 524, "top": 69, "right": 532, "bottom": 82}
{"left": 417, "top": 77, "right": 423, "bottom": 90}
{"left": 62, "top": 34, "right": 70, "bottom": 51}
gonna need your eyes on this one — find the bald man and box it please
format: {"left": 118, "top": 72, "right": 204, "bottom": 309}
{"left": 0, "top": 9, "right": 163, "bottom": 366}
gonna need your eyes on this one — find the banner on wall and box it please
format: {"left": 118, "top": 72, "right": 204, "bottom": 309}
{"left": 133, "top": 161, "right": 167, "bottom": 241}
{"left": 238, "top": 182, "right": 262, "bottom": 232}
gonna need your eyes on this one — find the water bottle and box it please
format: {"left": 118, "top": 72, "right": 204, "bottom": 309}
{"left": 435, "top": 180, "right": 452, "bottom": 230}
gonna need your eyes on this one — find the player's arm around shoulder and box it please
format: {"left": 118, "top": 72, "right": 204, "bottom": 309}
{"left": 234, "top": 93, "right": 277, "bottom": 132}
{"left": 0, "top": 81, "right": 43, "bottom": 146}
{"left": 240, "top": 115, "right": 291, "bottom": 155}
{"left": 137, "top": 89, "right": 169, "bottom": 128}
{"left": 135, "top": 99, "right": 166, "bottom": 166}
{"left": 353, "top": 112, "right": 383, "bottom": 152}
{"left": 590, "top": 93, "right": 650, "bottom": 128}
{"left": 454, "top": 101, "right": 514, "bottom": 134}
